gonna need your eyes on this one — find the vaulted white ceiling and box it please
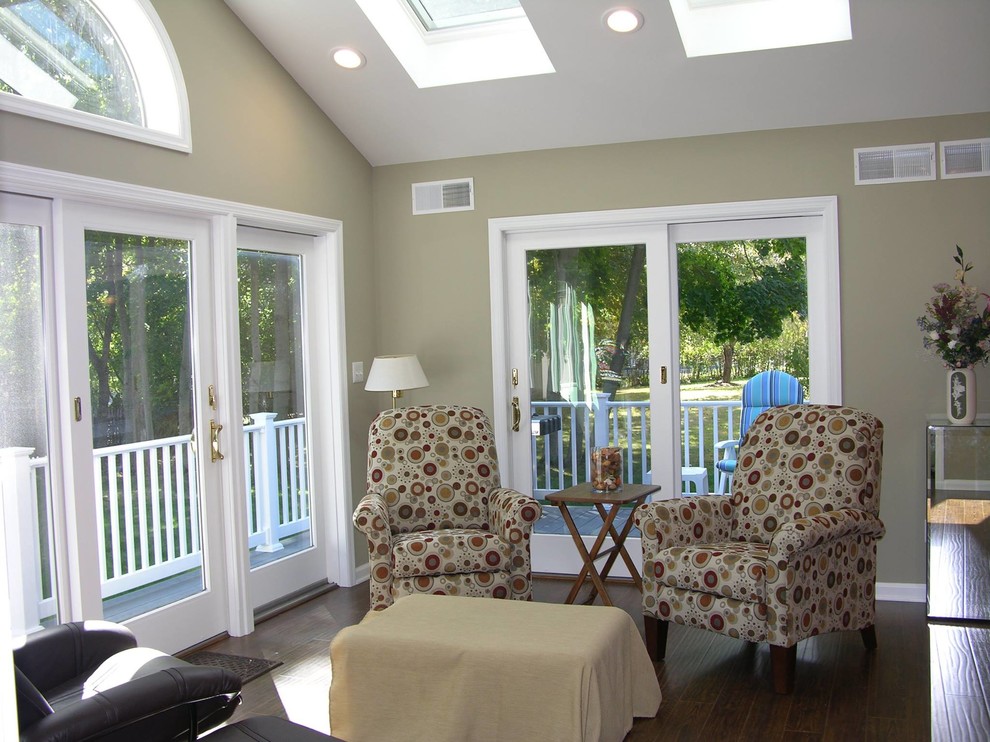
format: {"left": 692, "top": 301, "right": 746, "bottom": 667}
{"left": 224, "top": 0, "right": 990, "bottom": 167}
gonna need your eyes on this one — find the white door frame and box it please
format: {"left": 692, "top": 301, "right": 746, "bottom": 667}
{"left": 489, "top": 196, "right": 840, "bottom": 483}
{"left": 488, "top": 196, "right": 841, "bottom": 574}
{"left": 1, "top": 161, "right": 355, "bottom": 646}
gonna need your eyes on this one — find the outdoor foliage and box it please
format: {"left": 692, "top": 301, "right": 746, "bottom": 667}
{"left": 84, "top": 234, "right": 305, "bottom": 449}
{"left": 528, "top": 245, "right": 648, "bottom": 400}
{"left": 0, "top": 0, "right": 143, "bottom": 124}
{"left": 677, "top": 238, "right": 808, "bottom": 383}
{"left": 86, "top": 232, "right": 192, "bottom": 447}
{"left": 527, "top": 239, "right": 809, "bottom": 397}
{"left": 237, "top": 250, "right": 305, "bottom": 418}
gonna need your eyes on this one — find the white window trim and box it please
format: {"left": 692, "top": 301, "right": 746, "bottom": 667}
{"left": 0, "top": 160, "right": 357, "bottom": 636}
{"left": 0, "top": 0, "right": 192, "bottom": 152}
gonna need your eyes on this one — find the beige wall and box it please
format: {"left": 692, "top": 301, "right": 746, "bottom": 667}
{"left": 371, "top": 112, "right": 990, "bottom": 586}
{"left": 0, "top": 1, "right": 379, "bottom": 566}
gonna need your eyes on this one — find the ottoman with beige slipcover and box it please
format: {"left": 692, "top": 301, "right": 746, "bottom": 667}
{"left": 329, "top": 594, "right": 661, "bottom": 742}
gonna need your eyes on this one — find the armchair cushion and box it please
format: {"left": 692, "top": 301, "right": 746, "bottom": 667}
{"left": 392, "top": 528, "right": 510, "bottom": 577}
{"left": 656, "top": 541, "right": 769, "bottom": 603}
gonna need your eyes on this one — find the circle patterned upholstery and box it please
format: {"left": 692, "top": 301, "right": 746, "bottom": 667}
{"left": 354, "top": 405, "right": 541, "bottom": 611}
{"left": 635, "top": 404, "right": 885, "bottom": 648}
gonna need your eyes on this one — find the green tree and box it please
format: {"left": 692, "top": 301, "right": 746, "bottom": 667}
{"left": 527, "top": 245, "right": 648, "bottom": 399}
{"left": 677, "top": 239, "right": 807, "bottom": 383}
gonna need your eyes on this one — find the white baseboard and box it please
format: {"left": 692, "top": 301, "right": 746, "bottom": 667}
{"left": 353, "top": 561, "right": 370, "bottom": 585}
{"left": 876, "top": 582, "right": 926, "bottom": 603}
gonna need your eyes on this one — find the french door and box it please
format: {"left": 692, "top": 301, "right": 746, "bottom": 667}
{"left": 59, "top": 203, "right": 227, "bottom": 651}
{"left": 236, "top": 226, "right": 330, "bottom": 611}
{"left": 1, "top": 169, "right": 348, "bottom": 655}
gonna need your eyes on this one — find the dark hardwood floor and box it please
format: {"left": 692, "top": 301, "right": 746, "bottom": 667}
{"left": 203, "top": 578, "right": 983, "bottom": 741}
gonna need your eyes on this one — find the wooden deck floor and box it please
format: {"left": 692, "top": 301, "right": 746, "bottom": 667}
{"left": 102, "top": 533, "right": 312, "bottom": 623}
{"left": 200, "top": 578, "right": 987, "bottom": 741}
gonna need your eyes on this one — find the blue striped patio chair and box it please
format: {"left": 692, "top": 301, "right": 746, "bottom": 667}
{"left": 714, "top": 370, "right": 805, "bottom": 494}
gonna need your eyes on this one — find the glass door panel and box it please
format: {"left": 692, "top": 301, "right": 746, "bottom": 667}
{"left": 236, "top": 226, "right": 329, "bottom": 612}
{"left": 670, "top": 219, "right": 816, "bottom": 497}
{"left": 84, "top": 230, "right": 206, "bottom": 621}
{"left": 505, "top": 228, "right": 672, "bottom": 577}
{"left": 527, "top": 245, "right": 650, "bottom": 501}
{"left": 0, "top": 194, "right": 60, "bottom": 636}
{"left": 238, "top": 249, "right": 312, "bottom": 568}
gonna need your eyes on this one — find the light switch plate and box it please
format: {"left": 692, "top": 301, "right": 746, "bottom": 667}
{"left": 352, "top": 361, "right": 364, "bottom": 383}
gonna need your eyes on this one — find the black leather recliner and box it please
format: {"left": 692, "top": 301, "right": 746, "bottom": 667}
{"left": 13, "top": 620, "right": 242, "bottom": 742}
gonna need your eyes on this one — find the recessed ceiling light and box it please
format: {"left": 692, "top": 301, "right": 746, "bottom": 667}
{"left": 604, "top": 7, "right": 644, "bottom": 33}
{"left": 331, "top": 47, "right": 366, "bottom": 69}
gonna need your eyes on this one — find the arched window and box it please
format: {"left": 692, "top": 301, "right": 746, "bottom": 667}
{"left": 0, "top": 0, "right": 190, "bottom": 151}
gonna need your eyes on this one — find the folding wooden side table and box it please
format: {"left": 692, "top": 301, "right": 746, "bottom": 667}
{"left": 545, "top": 481, "right": 661, "bottom": 607}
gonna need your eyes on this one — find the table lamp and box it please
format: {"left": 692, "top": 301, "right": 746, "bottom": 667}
{"left": 365, "top": 354, "right": 429, "bottom": 408}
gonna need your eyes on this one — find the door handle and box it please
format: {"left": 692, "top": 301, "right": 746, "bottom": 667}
{"left": 511, "top": 397, "right": 521, "bottom": 432}
{"left": 210, "top": 419, "right": 224, "bottom": 462}
{"left": 661, "top": 366, "right": 668, "bottom": 384}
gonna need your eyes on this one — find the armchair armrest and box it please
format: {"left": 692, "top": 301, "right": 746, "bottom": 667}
{"left": 769, "top": 508, "right": 886, "bottom": 560}
{"left": 714, "top": 438, "right": 738, "bottom": 452}
{"left": 20, "top": 665, "right": 241, "bottom": 742}
{"left": 353, "top": 493, "right": 395, "bottom": 611}
{"left": 634, "top": 496, "right": 735, "bottom": 554}
{"left": 352, "top": 493, "right": 392, "bottom": 544}
{"left": 14, "top": 620, "right": 137, "bottom": 692}
{"left": 488, "top": 487, "right": 542, "bottom": 541}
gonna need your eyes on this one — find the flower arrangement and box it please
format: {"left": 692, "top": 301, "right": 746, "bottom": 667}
{"left": 917, "top": 246, "right": 990, "bottom": 368}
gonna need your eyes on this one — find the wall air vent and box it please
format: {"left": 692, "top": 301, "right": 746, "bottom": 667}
{"left": 854, "top": 143, "right": 935, "bottom": 185}
{"left": 412, "top": 178, "right": 474, "bottom": 215}
{"left": 941, "top": 138, "right": 990, "bottom": 179}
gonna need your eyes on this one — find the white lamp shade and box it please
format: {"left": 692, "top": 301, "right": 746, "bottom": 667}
{"left": 364, "top": 354, "right": 429, "bottom": 392}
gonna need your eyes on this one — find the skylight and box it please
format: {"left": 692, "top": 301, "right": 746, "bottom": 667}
{"left": 668, "top": 0, "right": 852, "bottom": 57}
{"left": 355, "top": 0, "right": 553, "bottom": 88}
{"left": 406, "top": 0, "right": 524, "bottom": 32}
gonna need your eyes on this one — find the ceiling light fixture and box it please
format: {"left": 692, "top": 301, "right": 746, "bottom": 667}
{"left": 604, "top": 7, "right": 644, "bottom": 33}
{"left": 331, "top": 47, "right": 366, "bottom": 69}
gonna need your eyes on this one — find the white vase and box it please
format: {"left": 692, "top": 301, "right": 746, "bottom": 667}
{"left": 947, "top": 366, "right": 977, "bottom": 425}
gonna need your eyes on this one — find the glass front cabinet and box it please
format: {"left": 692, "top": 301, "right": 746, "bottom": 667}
{"left": 926, "top": 423, "right": 990, "bottom": 621}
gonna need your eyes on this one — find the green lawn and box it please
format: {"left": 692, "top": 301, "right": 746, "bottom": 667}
{"left": 616, "top": 380, "right": 744, "bottom": 403}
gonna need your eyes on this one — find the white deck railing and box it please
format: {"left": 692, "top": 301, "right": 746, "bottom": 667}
{"left": 531, "top": 395, "right": 742, "bottom": 498}
{"left": 1, "top": 415, "right": 310, "bottom": 633}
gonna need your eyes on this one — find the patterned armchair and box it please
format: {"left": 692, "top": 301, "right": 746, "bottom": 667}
{"left": 634, "top": 404, "right": 885, "bottom": 693}
{"left": 353, "top": 405, "right": 542, "bottom": 611}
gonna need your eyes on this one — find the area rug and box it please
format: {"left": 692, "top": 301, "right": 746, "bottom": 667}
{"left": 184, "top": 651, "right": 282, "bottom": 684}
